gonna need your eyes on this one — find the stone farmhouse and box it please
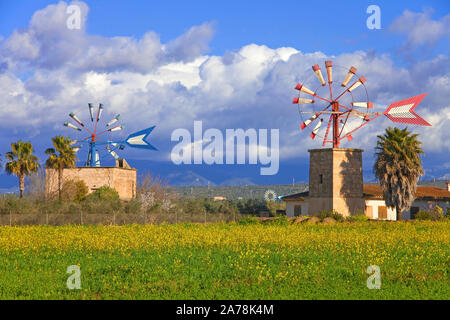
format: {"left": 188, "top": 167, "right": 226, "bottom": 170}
{"left": 282, "top": 148, "right": 450, "bottom": 220}
{"left": 45, "top": 159, "right": 136, "bottom": 201}
{"left": 283, "top": 183, "right": 450, "bottom": 220}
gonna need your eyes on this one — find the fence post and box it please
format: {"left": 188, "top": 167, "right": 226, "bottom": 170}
{"left": 80, "top": 212, "right": 83, "bottom": 225}
{"left": 113, "top": 212, "right": 116, "bottom": 226}
{"left": 9, "top": 210, "right": 12, "bottom": 226}
{"left": 46, "top": 213, "right": 49, "bottom": 225}
{"left": 204, "top": 210, "right": 207, "bottom": 224}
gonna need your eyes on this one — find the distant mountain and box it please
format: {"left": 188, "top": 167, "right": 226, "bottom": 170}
{"left": 220, "top": 177, "right": 255, "bottom": 186}
{"left": 166, "top": 170, "right": 216, "bottom": 187}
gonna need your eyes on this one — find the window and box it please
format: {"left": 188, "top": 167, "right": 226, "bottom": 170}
{"left": 410, "top": 207, "right": 419, "bottom": 219}
{"left": 294, "top": 205, "right": 302, "bottom": 216}
{"left": 319, "top": 174, "right": 323, "bottom": 184}
{"left": 378, "top": 206, "right": 387, "bottom": 219}
{"left": 365, "top": 206, "right": 373, "bottom": 219}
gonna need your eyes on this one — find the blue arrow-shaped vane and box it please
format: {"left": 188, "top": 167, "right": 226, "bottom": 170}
{"left": 124, "top": 126, "right": 157, "bottom": 150}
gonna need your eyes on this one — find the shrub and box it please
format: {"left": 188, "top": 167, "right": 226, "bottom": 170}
{"left": 238, "top": 216, "right": 260, "bottom": 225}
{"left": 86, "top": 186, "right": 119, "bottom": 202}
{"left": 83, "top": 186, "right": 121, "bottom": 213}
{"left": 346, "top": 214, "right": 369, "bottom": 222}
{"left": 125, "top": 199, "right": 141, "bottom": 214}
{"left": 415, "top": 210, "right": 432, "bottom": 220}
{"left": 314, "top": 210, "right": 344, "bottom": 222}
{"left": 430, "top": 206, "right": 444, "bottom": 221}
{"left": 269, "top": 215, "right": 289, "bottom": 226}
{"left": 60, "top": 179, "right": 88, "bottom": 202}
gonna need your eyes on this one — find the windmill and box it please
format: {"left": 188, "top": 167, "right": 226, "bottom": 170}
{"left": 289, "top": 60, "right": 431, "bottom": 218}
{"left": 293, "top": 60, "right": 431, "bottom": 147}
{"left": 64, "top": 103, "right": 157, "bottom": 167}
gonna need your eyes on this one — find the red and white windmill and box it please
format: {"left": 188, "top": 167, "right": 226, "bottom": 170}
{"left": 293, "top": 61, "right": 431, "bottom": 147}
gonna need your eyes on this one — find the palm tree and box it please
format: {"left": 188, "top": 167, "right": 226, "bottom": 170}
{"left": 45, "top": 136, "right": 78, "bottom": 200}
{"left": 5, "top": 141, "right": 40, "bottom": 198}
{"left": 374, "top": 127, "right": 424, "bottom": 220}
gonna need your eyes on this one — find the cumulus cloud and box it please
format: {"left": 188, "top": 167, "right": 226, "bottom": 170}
{"left": 0, "top": 1, "right": 214, "bottom": 74}
{"left": 389, "top": 9, "right": 450, "bottom": 50}
{"left": 0, "top": 1, "right": 449, "bottom": 168}
{"left": 166, "top": 22, "right": 216, "bottom": 62}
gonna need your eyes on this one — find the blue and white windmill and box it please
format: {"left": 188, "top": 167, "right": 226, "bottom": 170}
{"left": 64, "top": 103, "right": 157, "bottom": 167}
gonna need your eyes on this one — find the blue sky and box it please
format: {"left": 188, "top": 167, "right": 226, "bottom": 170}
{"left": 1, "top": 0, "right": 448, "bottom": 59}
{"left": 0, "top": 0, "right": 449, "bottom": 188}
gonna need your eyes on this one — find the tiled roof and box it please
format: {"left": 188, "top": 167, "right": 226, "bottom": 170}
{"left": 281, "top": 191, "right": 309, "bottom": 201}
{"left": 364, "top": 185, "right": 450, "bottom": 200}
{"left": 282, "top": 185, "right": 450, "bottom": 201}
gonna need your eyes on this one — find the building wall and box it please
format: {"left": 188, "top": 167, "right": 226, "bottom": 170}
{"left": 365, "top": 200, "right": 396, "bottom": 220}
{"left": 287, "top": 197, "right": 449, "bottom": 220}
{"left": 365, "top": 199, "right": 449, "bottom": 220}
{"left": 285, "top": 201, "right": 308, "bottom": 217}
{"left": 45, "top": 167, "right": 136, "bottom": 201}
{"left": 308, "top": 148, "right": 365, "bottom": 217}
{"left": 401, "top": 200, "right": 449, "bottom": 220}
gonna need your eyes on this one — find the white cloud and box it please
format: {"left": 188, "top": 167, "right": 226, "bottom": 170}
{"left": 0, "top": 2, "right": 449, "bottom": 166}
{"left": 389, "top": 9, "right": 450, "bottom": 49}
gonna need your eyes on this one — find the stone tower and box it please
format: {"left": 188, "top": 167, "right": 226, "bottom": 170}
{"left": 308, "top": 148, "right": 365, "bottom": 217}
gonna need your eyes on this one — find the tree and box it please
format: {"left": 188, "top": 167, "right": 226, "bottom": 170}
{"left": 45, "top": 136, "right": 78, "bottom": 200}
{"left": 374, "top": 127, "right": 424, "bottom": 220}
{"left": 5, "top": 141, "right": 40, "bottom": 198}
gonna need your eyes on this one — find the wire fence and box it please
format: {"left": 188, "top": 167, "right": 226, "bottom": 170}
{"left": 0, "top": 211, "right": 255, "bottom": 226}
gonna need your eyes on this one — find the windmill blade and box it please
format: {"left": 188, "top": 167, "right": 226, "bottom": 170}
{"left": 300, "top": 113, "right": 319, "bottom": 130}
{"left": 341, "top": 66, "right": 357, "bottom": 87}
{"left": 125, "top": 126, "right": 157, "bottom": 150}
{"left": 97, "top": 104, "right": 104, "bottom": 122}
{"left": 293, "top": 98, "right": 314, "bottom": 104}
{"left": 88, "top": 103, "right": 95, "bottom": 122}
{"left": 111, "top": 142, "right": 125, "bottom": 150}
{"left": 64, "top": 122, "right": 82, "bottom": 131}
{"left": 106, "top": 115, "right": 120, "bottom": 127}
{"left": 69, "top": 113, "right": 85, "bottom": 127}
{"left": 310, "top": 119, "right": 323, "bottom": 139}
{"left": 351, "top": 102, "right": 373, "bottom": 108}
{"left": 312, "top": 64, "right": 326, "bottom": 86}
{"left": 347, "top": 76, "right": 366, "bottom": 92}
{"left": 295, "top": 83, "right": 315, "bottom": 96}
{"left": 348, "top": 109, "right": 372, "bottom": 120}
{"left": 106, "top": 145, "right": 120, "bottom": 160}
{"left": 108, "top": 124, "right": 125, "bottom": 132}
{"left": 325, "top": 61, "right": 332, "bottom": 84}
{"left": 383, "top": 93, "right": 431, "bottom": 126}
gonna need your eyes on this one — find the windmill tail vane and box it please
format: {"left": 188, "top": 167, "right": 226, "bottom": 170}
{"left": 292, "top": 60, "right": 431, "bottom": 147}
{"left": 64, "top": 103, "right": 157, "bottom": 167}
{"left": 383, "top": 93, "right": 431, "bottom": 126}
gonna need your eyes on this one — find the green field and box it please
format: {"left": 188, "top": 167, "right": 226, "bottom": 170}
{"left": 0, "top": 221, "right": 448, "bottom": 299}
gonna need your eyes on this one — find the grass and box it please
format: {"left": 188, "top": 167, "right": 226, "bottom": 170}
{"left": 0, "top": 221, "right": 448, "bottom": 299}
